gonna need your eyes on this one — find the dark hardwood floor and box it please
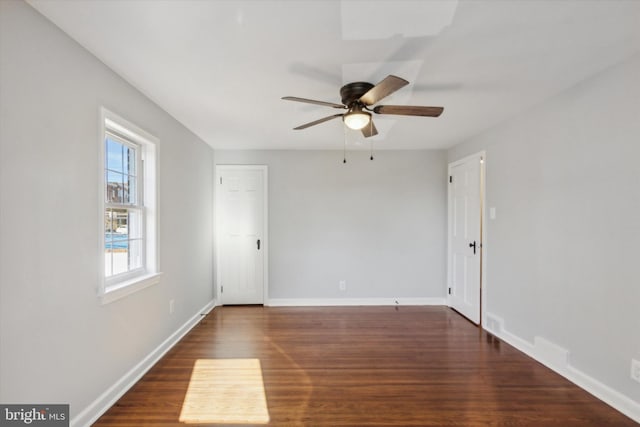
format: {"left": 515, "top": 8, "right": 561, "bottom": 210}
{"left": 94, "top": 306, "right": 637, "bottom": 426}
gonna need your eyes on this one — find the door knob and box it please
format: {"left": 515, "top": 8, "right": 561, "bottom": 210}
{"left": 469, "top": 241, "right": 477, "bottom": 254}
{"left": 257, "top": 239, "right": 261, "bottom": 250}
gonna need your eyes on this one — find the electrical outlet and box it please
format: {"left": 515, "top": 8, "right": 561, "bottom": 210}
{"left": 339, "top": 280, "right": 347, "bottom": 291}
{"left": 169, "top": 299, "right": 175, "bottom": 315}
{"left": 631, "top": 359, "right": 640, "bottom": 383}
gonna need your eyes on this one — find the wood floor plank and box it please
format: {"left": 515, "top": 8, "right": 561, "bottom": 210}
{"left": 94, "top": 306, "right": 637, "bottom": 426}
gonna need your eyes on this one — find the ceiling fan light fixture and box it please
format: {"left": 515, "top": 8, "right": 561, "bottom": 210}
{"left": 283, "top": 75, "right": 444, "bottom": 136}
{"left": 343, "top": 109, "right": 371, "bottom": 130}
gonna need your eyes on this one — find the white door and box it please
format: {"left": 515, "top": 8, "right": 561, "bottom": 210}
{"left": 448, "top": 153, "right": 483, "bottom": 324}
{"left": 216, "top": 166, "right": 267, "bottom": 305}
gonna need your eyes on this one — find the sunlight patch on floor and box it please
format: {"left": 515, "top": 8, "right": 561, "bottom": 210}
{"left": 179, "top": 358, "right": 270, "bottom": 424}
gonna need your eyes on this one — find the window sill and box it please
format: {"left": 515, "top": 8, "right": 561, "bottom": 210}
{"left": 100, "top": 272, "right": 162, "bottom": 305}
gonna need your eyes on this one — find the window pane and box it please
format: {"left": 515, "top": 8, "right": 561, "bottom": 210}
{"left": 112, "top": 208, "right": 128, "bottom": 235}
{"left": 106, "top": 138, "right": 124, "bottom": 173}
{"left": 106, "top": 138, "right": 138, "bottom": 205}
{"left": 105, "top": 208, "right": 113, "bottom": 234}
{"left": 106, "top": 171, "right": 125, "bottom": 203}
{"left": 126, "top": 145, "right": 136, "bottom": 176}
{"left": 112, "top": 207, "right": 129, "bottom": 277}
{"left": 129, "top": 239, "right": 143, "bottom": 271}
{"left": 125, "top": 145, "right": 136, "bottom": 204}
{"left": 128, "top": 209, "right": 143, "bottom": 239}
{"left": 105, "top": 208, "right": 114, "bottom": 277}
{"left": 105, "top": 242, "right": 113, "bottom": 277}
{"left": 106, "top": 208, "right": 141, "bottom": 277}
{"left": 126, "top": 173, "right": 136, "bottom": 204}
{"left": 112, "top": 245, "right": 128, "bottom": 276}
{"left": 121, "top": 171, "right": 128, "bottom": 204}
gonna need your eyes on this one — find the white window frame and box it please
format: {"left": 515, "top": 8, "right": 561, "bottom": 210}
{"left": 99, "top": 108, "right": 160, "bottom": 304}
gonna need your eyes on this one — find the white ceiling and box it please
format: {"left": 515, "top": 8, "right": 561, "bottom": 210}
{"left": 28, "top": 0, "right": 640, "bottom": 150}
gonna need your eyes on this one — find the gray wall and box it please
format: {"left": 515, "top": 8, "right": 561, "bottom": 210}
{"left": 214, "top": 150, "right": 447, "bottom": 301}
{"left": 449, "top": 54, "right": 640, "bottom": 402}
{"left": 0, "top": 0, "right": 214, "bottom": 419}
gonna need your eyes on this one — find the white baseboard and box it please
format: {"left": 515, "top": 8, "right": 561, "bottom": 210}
{"left": 266, "top": 297, "right": 446, "bottom": 307}
{"left": 564, "top": 365, "right": 640, "bottom": 424}
{"left": 71, "top": 299, "right": 216, "bottom": 427}
{"left": 483, "top": 312, "right": 640, "bottom": 424}
{"left": 534, "top": 336, "right": 569, "bottom": 369}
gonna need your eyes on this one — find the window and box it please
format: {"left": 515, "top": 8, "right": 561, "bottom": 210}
{"left": 101, "top": 109, "right": 159, "bottom": 303}
{"left": 104, "top": 135, "right": 143, "bottom": 277}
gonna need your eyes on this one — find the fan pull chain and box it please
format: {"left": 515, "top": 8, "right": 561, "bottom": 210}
{"left": 369, "top": 120, "right": 374, "bottom": 160}
{"left": 343, "top": 126, "right": 347, "bottom": 164}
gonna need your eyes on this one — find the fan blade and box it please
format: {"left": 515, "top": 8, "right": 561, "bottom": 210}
{"left": 361, "top": 121, "right": 378, "bottom": 138}
{"left": 282, "top": 96, "right": 345, "bottom": 109}
{"left": 293, "top": 113, "right": 344, "bottom": 130}
{"left": 358, "top": 75, "right": 409, "bottom": 106}
{"left": 373, "top": 105, "right": 444, "bottom": 117}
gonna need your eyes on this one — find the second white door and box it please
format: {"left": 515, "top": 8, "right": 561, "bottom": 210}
{"left": 216, "top": 166, "right": 267, "bottom": 305}
{"left": 448, "top": 153, "right": 483, "bottom": 324}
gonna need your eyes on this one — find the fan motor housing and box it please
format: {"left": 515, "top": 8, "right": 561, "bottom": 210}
{"left": 340, "top": 82, "right": 374, "bottom": 106}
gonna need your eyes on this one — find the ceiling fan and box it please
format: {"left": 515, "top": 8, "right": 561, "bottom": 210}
{"left": 282, "top": 75, "right": 444, "bottom": 138}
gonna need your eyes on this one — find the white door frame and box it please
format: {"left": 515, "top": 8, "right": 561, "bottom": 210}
{"left": 447, "top": 151, "right": 487, "bottom": 326}
{"left": 215, "top": 164, "right": 269, "bottom": 305}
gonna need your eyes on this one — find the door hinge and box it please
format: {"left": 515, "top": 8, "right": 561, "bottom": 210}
{"left": 221, "top": 285, "right": 223, "bottom": 293}
{"left": 449, "top": 176, "right": 453, "bottom": 183}
{"left": 219, "top": 177, "right": 222, "bottom": 184}
{"left": 448, "top": 287, "right": 452, "bottom": 295}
